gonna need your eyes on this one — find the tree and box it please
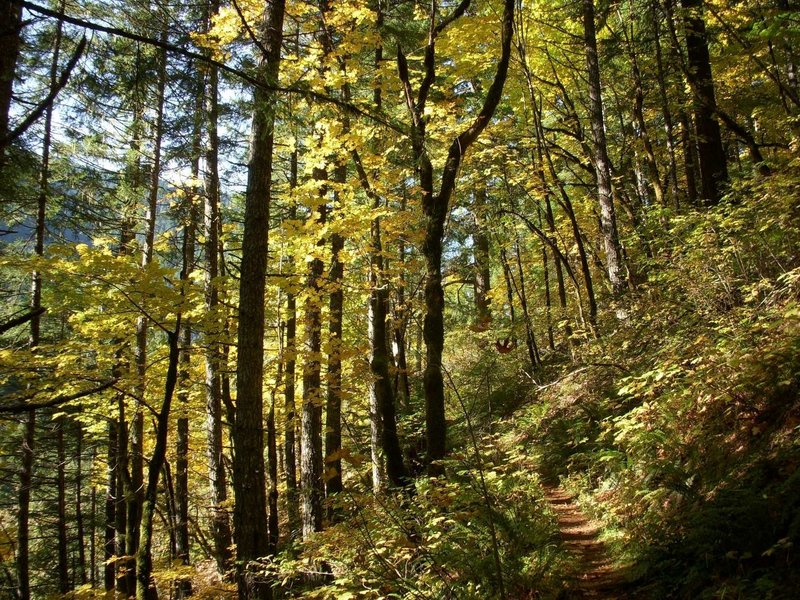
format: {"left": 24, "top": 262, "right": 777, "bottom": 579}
{"left": 680, "top": 0, "right": 728, "bottom": 204}
{"left": 232, "top": 0, "right": 286, "bottom": 596}
{"left": 396, "top": 0, "right": 515, "bottom": 475}
{"left": 0, "top": 0, "right": 22, "bottom": 164}
{"left": 582, "top": 0, "right": 626, "bottom": 294}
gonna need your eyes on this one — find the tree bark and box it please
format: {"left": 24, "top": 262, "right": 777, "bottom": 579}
{"left": 582, "top": 0, "right": 626, "bottom": 294}
{"left": 653, "top": 3, "right": 682, "bottom": 209}
{"left": 397, "top": 0, "right": 515, "bottom": 476}
{"left": 301, "top": 190, "right": 325, "bottom": 538}
{"left": 174, "top": 126, "right": 199, "bottom": 597}
{"left": 232, "top": 0, "right": 285, "bottom": 594}
{"left": 105, "top": 421, "right": 117, "bottom": 591}
{"left": 0, "top": 0, "right": 21, "bottom": 165}
{"left": 135, "top": 325, "right": 181, "bottom": 600}
{"left": 75, "top": 423, "right": 87, "bottom": 586}
{"left": 325, "top": 164, "right": 346, "bottom": 501}
{"left": 16, "top": 411, "right": 34, "bottom": 600}
{"left": 283, "top": 147, "right": 300, "bottom": 539}
{"left": 57, "top": 419, "right": 69, "bottom": 594}
{"left": 202, "top": 0, "right": 233, "bottom": 574}
{"left": 473, "top": 187, "right": 492, "bottom": 329}
{"left": 681, "top": 0, "right": 728, "bottom": 204}
{"left": 127, "top": 28, "right": 168, "bottom": 593}
{"left": 370, "top": 216, "right": 411, "bottom": 490}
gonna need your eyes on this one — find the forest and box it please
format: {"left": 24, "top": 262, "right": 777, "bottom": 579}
{"left": 1, "top": 0, "right": 799, "bottom": 597}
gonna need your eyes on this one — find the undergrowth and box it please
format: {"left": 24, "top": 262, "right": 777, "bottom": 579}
{"left": 523, "top": 167, "right": 800, "bottom": 598}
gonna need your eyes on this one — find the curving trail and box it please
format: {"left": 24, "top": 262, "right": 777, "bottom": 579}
{"left": 545, "top": 487, "right": 630, "bottom": 599}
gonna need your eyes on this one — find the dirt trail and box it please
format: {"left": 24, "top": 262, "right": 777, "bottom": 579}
{"left": 545, "top": 487, "right": 630, "bottom": 599}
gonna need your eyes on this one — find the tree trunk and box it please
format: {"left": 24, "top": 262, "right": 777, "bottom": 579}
{"left": 652, "top": 3, "right": 681, "bottom": 209}
{"left": 0, "top": 0, "right": 21, "bottom": 165}
{"left": 75, "top": 423, "right": 87, "bottom": 585}
{"left": 16, "top": 412, "right": 34, "bottom": 600}
{"left": 534, "top": 102, "right": 594, "bottom": 329}
{"left": 681, "top": 0, "right": 728, "bottom": 204}
{"left": 397, "top": 0, "right": 515, "bottom": 476}
{"left": 135, "top": 326, "right": 181, "bottom": 600}
{"left": 202, "top": 0, "right": 233, "bottom": 573}
{"left": 370, "top": 214, "right": 411, "bottom": 489}
{"left": 283, "top": 147, "right": 300, "bottom": 538}
{"left": 301, "top": 190, "right": 325, "bottom": 538}
{"left": 128, "top": 28, "right": 168, "bottom": 593}
{"left": 105, "top": 422, "right": 117, "bottom": 591}
{"left": 232, "top": 0, "right": 285, "bottom": 595}
{"left": 473, "top": 187, "right": 492, "bottom": 329}
{"left": 174, "top": 146, "right": 198, "bottom": 597}
{"left": 57, "top": 419, "right": 70, "bottom": 594}
{"left": 267, "top": 385, "right": 279, "bottom": 554}
{"left": 621, "top": 10, "right": 665, "bottom": 207}
{"left": 325, "top": 162, "right": 346, "bottom": 500}
{"left": 582, "top": 0, "right": 626, "bottom": 294}
{"left": 513, "top": 240, "right": 541, "bottom": 370}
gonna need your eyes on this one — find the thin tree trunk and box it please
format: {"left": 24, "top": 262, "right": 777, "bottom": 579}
{"left": 535, "top": 103, "right": 594, "bottom": 329}
{"left": 283, "top": 147, "right": 300, "bottom": 538}
{"left": 90, "top": 442, "right": 98, "bottom": 587}
{"left": 16, "top": 412, "right": 34, "bottom": 600}
{"left": 115, "top": 400, "right": 129, "bottom": 596}
{"left": 18, "top": 7, "right": 65, "bottom": 593}
{"left": 135, "top": 324, "right": 181, "bottom": 600}
{"left": 653, "top": 4, "right": 681, "bottom": 209}
{"left": 538, "top": 207, "right": 555, "bottom": 351}
{"left": 267, "top": 381, "right": 279, "bottom": 554}
{"left": 301, "top": 186, "right": 325, "bottom": 538}
{"left": 512, "top": 241, "right": 541, "bottom": 370}
{"left": 174, "top": 136, "right": 199, "bottom": 597}
{"left": 367, "top": 194, "right": 410, "bottom": 490}
{"left": 202, "top": 0, "right": 233, "bottom": 574}
{"left": 57, "top": 419, "right": 70, "bottom": 594}
{"left": 583, "top": 0, "right": 626, "bottom": 294}
{"left": 620, "top": 8, "right": 665, "bottom": 207}
{"left": 103, "top": 420, "right": 120, "bottom": 592}
{"left": 325, "top": 165, "right": 345, "bottom": 500}
{"left": 473, "top": 187, "right": 492, "bottom": 328}
{"left": 0, "top": 0, "right": 21, "bottom": 165}
{"left": 128, "top": 27, "right": 168, "bottom": 593}
{"left": 75, "top": 423, "right": 87, "bottom": 585}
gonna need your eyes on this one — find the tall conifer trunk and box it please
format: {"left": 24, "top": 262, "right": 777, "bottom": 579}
{"left": 681, "top": 0, "right": 728, "bottom": 204}
{"left": 232, "top": 0, "right": 285, "bottom": 595}
{"left": 202, "top": 0, "right": 233, "bottom": 573}
{"left": 283, "top": 146, "right": 300, "bottom": 537}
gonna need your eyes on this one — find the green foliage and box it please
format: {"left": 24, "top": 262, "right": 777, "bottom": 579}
{"left": 275, "top": 436, "right": 566, "bottom": 599}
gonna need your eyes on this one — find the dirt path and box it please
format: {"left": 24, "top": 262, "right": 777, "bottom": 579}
{"left": 545, "top": 487, "right": 630, "bottom": 599}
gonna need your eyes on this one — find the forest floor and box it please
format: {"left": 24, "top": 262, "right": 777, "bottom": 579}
{"left": 544, "top": 486, "right": 632, "bottom": 599}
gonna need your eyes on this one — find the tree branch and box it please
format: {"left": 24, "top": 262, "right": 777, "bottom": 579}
{"left": 0, "top": 35, "right": 86, "bottom": 148}
{"left": 0, "top": 379, "right": 117, "bottom": 414}
{"left": 438, "top": 0, "right": 515, "bottom": 204}
{"left": 15, "top": 0, "right": 406, "bottom": 134}
{"left": 0, "top": 307, "right": 46, "bottom": 335}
